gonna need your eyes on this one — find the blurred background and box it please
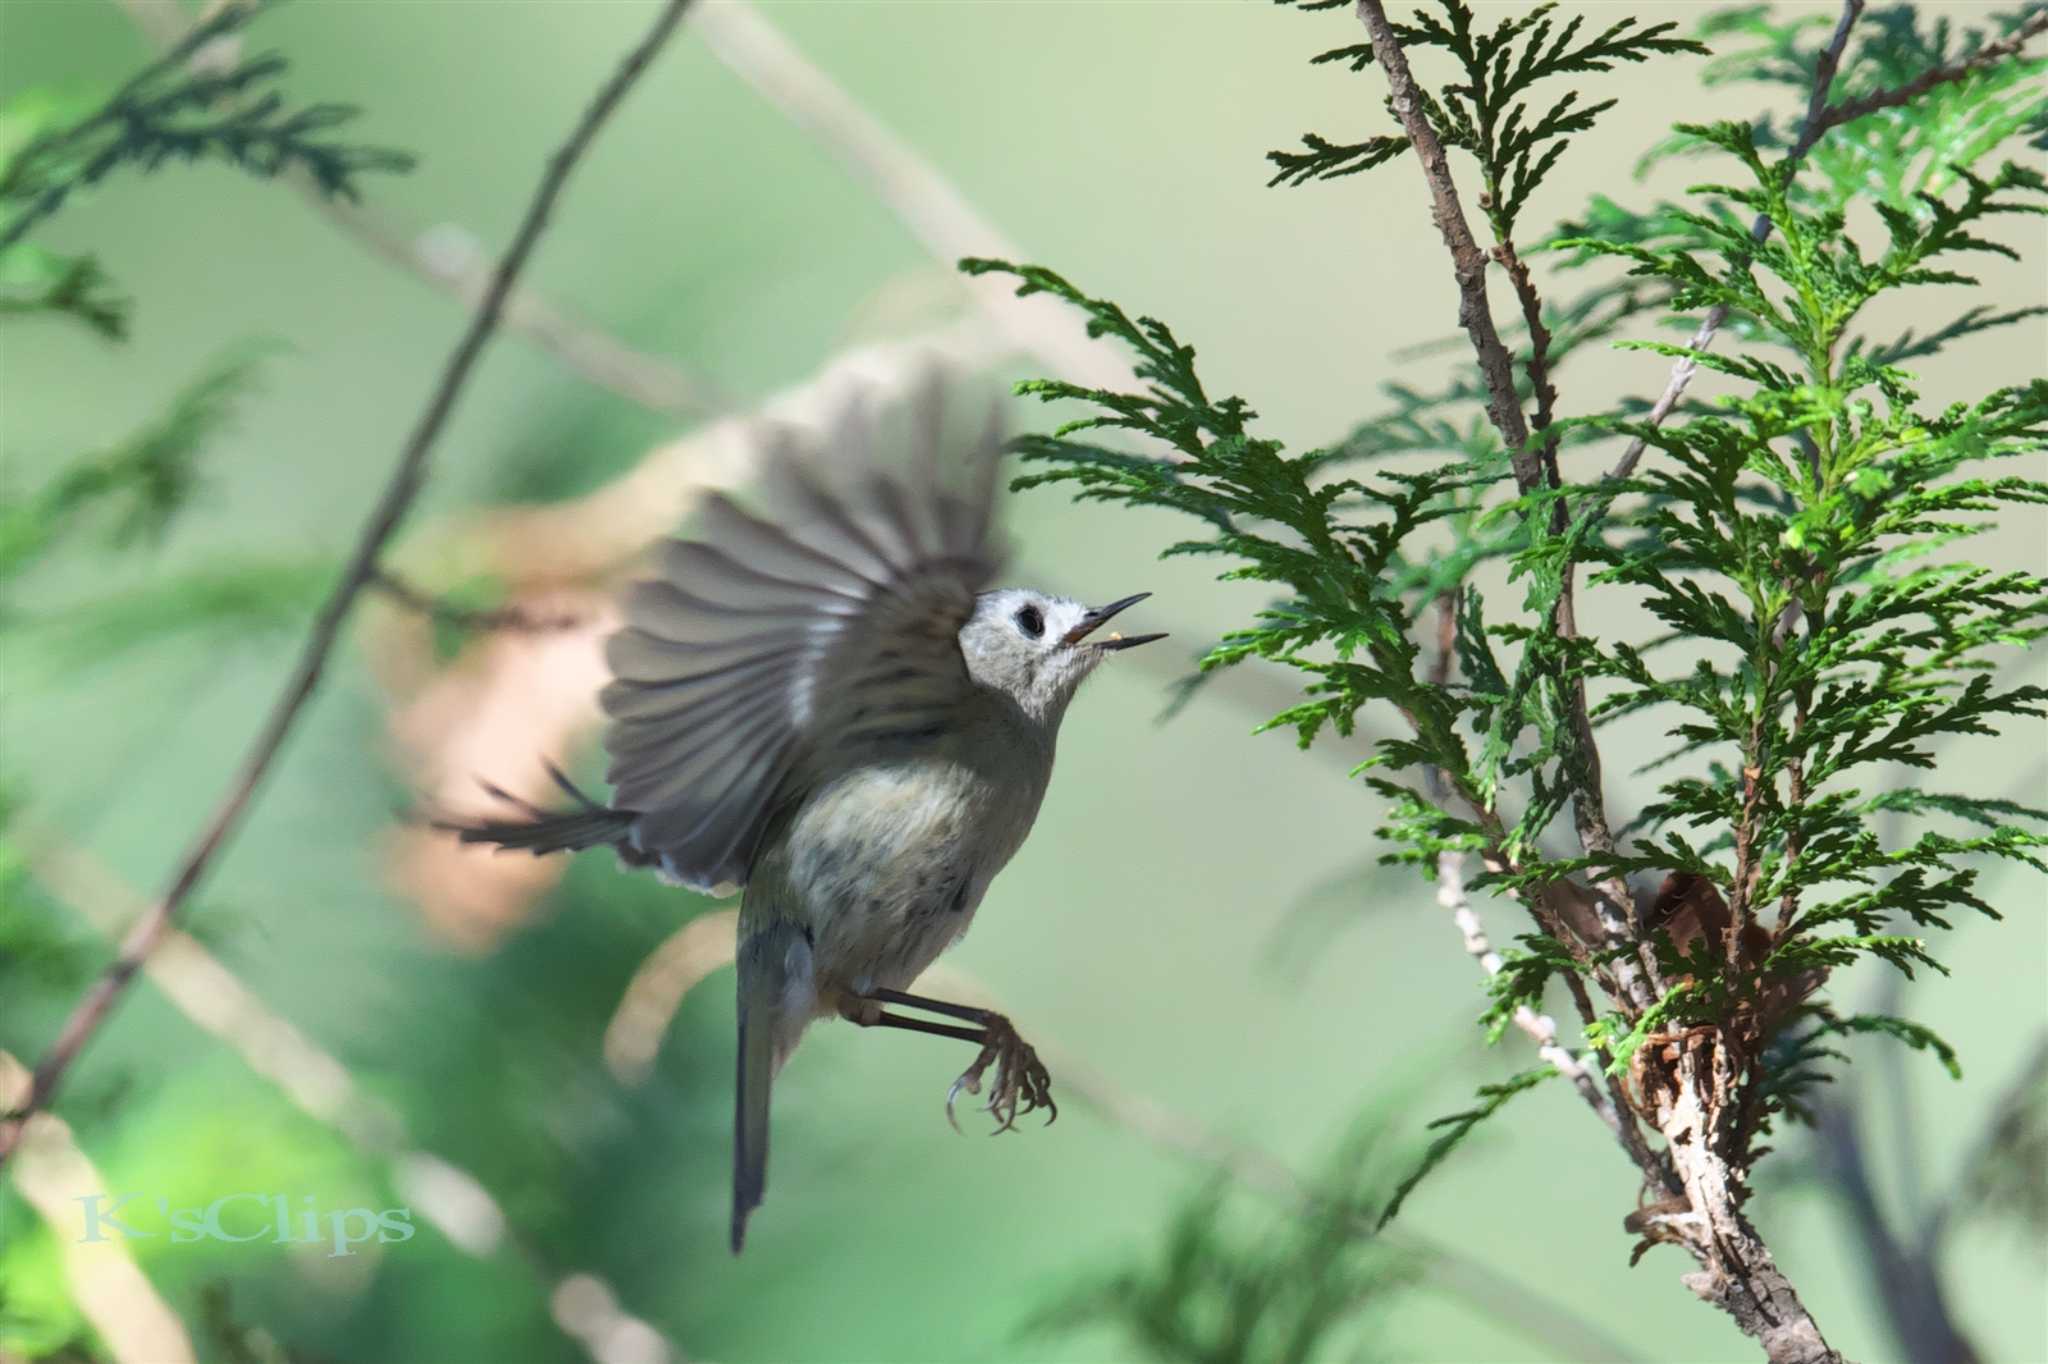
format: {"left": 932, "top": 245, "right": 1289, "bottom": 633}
{"left": 2, "top": 2, "right": 2043, "bottom": 1361}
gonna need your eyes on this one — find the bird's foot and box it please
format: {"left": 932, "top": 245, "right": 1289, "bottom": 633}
{"left": 855, "top": 988, "right": 1058, "bottom": 1136}
{"left": 945, "top": 1014, "right": 1056, "bottom": 1135}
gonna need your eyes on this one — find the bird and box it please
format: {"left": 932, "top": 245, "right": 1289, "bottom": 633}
{"left": 438, "top": 368, "right": 1163, "bottom": 1253}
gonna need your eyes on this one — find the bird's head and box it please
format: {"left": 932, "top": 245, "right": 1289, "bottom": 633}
{"left": 960, "top": 588, "right": 1165, "bottom": 727}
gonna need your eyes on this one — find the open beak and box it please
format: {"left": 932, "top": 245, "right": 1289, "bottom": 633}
{"left": 1060, "top": 592, "right": 1167, "bottom": 652}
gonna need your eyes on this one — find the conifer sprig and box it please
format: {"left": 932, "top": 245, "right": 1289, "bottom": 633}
{"left": 1272, "top": 0, "right": 1705, "bottom": 235}
{"left": 0, "top": 1, "right": 413, "bottom": 252}
{"left": 973, "top": 4, "right": 2046, "bottom": 1353}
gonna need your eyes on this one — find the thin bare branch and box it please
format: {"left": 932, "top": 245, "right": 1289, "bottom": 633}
{"left": 1812, "top": 9, "right": 2048, "bottom": 136}
{"left": 1491, "top": 237, "right": 1641, "bottom": 990}
{"left": 0, "top": 0, "right": 697, "bottom": 1165}
{"left": 601, "top": 912, "right": 1642, "bottom": 1364}
{"left": 1792, "top": 1, "right": 1872, "bottom": 160}
{"left": 370, "top": 568, "right": 590, "bottom": 634}
{"left": 108, "top": 0, "right": 730, "bottom": 419}
{"left": 1811, "top": 1098, "right": 1982, "bottom": 1364}
{"left": 692, "top": 1, "right": 1156, "bottom": 419}
{"left": 1922, "top": 1029, "right": 2048, "bottom": 1252}
{"left": 1351, "top": 0, "right": 1537, "bottom": 495}
{"left": 1419, "top": 597, "right": 1644, "bottom": 1158}
{"left": 316, "top": 203, "right": 733, "bottom": 416}
{"left": 2, "top": 1052, "right": 198, "bottom": 1364}
{"left": 1354, "top": 0, "right": 1646, "bottom": 1011}
{"left": 1479, "top": 222, "right": 1641, "bottom": 971}
{"left": 1433, "top": 847, "right": 1613, "bottom": 1127}
{"left": 16, "top": 829, "right": 686, "bottom": 1364}
{"left": 1606, "top": 0, "right": 1865, "bottom": 484}
{"left": 1494, "top": 238, "right": 1561, "bottom": 489}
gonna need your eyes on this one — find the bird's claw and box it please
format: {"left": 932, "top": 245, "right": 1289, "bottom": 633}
{"left": 943, "top": 1014, "right": 1056, "bottom": 1135}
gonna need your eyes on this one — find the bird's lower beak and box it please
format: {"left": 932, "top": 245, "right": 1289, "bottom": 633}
{"left": 1060, "top": 592, "right": 1167, "bottom": 651}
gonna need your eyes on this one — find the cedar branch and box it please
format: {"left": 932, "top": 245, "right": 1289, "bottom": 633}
{"left": 1606, "top": 2, "right": 2045, "bottom": 483}
{"left": 1354, "top": 0, "right": 1648, "bottom": 1008}
{"left": 1350, "top": 0, "right": 1537, "bottom": 496}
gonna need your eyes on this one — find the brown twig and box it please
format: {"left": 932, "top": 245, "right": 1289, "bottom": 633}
{"left": 1354, "top": 0, "right": 1646, "bottom": 1011}
{"left": 370, "top": 568, "right": 590, "bottom": 634}
{"left": 1604, "top": 0, "right": 1862, "bottom": 485}
{"left": 1486, "top": 226, "right": 1638, "bottom": 973}
{"left": 0, "top": 0, "right": 698, "bottom": 1166}
{"left": 1351, "top": 1, "right": 1537, "bottom": 497}
{"left": 1494, "top": 237, "right": 1561, "bottom": 491}
{"left": 1812, "top": 8, "right": 2047, "bottom": 134}
{"left": 1419, "top": 598, "right": 1639, "bottom": 1149}
{"left": 1496, "top": 239, "right": 1642, "bottom": 995}
{"left": 1792, "top": 2, "right": 1872, "bottom": 156}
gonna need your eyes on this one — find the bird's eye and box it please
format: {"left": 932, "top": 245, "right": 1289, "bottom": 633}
{"left": 1013, "top": 604, "right": 1045, "bottom": 639}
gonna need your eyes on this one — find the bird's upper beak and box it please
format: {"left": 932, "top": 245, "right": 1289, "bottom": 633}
{"left": 1060, "top": 592, "right": 1167, "bottom": 651}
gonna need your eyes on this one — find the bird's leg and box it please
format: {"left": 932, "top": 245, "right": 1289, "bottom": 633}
{"left": 852, "top": 988, "right": 1057, "bottom": 1134}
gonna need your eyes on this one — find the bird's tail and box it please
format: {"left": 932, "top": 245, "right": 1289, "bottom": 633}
{"left": 732, "top": 920, "right": 807, "bottom": 1255}
{"left": 428, "top": 763, "right": 651, "bottom": 865}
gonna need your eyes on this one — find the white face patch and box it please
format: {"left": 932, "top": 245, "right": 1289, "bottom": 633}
{"left": 955, "top": 587, "right": 1131, "bottom": 727}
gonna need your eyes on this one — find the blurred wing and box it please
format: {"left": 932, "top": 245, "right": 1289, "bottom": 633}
{"left": 600, "top": 379, "right": 1005, "bottom": 892}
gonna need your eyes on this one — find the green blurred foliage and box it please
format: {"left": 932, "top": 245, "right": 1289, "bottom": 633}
{"left": 0, "top": 2, "right": 2042, "bottom": 1362}
{"left": 0, "top": 346, "right": 272, "bottom": 581}
{"left": 1028, "top": 1119, "right": 1418, "bottom": 1364}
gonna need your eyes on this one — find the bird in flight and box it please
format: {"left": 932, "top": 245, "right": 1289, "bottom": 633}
{"left": 441, "top": 366, "right": 1163, "bottom": 1252}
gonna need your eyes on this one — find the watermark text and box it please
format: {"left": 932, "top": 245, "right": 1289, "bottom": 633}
{"left": 74, "top": 1192, "right": 413, "bottom": 1258}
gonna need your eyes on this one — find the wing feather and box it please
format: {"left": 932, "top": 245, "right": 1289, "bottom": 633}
{"left": 686, "top": 495, "right": 882, "bottom": 595}
{"left": 601, "top": 661, "right": 804, "bottom": 725}
{"left": 656, "top": 538, "right": 866, "bottom": 606}
{"left": 603, "top": 634, "right": 807, "bottom": 689}
{"left": 772, "top": 451, "right": 912, "bottom": 581}
{"left": 600, "top": 372, "right": 1007, "bottom": 893}
{"left": 622, "top": 580, "right": 840, "bottom": 645}
{"left": 623, "top": 698, "right": 794, "bottom": 824}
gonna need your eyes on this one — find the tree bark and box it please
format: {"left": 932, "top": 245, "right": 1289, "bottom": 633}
{"left": 1644, "top": 1051, "right": 1848, "bottom": 1363}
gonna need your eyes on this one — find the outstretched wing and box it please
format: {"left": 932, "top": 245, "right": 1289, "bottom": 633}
{"left": 600, "top": 375, "right": 1006, "bottom": 893}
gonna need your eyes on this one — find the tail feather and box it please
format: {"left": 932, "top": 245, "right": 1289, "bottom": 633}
{"left": 427, "top": 763, "right": 647, "bottom": 862}
{"left": 437, "top": 804, "right": 638, "bottom": 857}
{"left": 732, "top": 921, "right": 805, "bottom": 1254}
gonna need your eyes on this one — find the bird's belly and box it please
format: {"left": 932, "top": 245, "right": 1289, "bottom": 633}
{"left": 777, "top": 761, "right": 1028, "bottom": 1005}
{"left": 825, "top": 898, "right": 974, "bottom": 1001}
{"left": 799, "top": 833, "right": 986, "bottom": 1001}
